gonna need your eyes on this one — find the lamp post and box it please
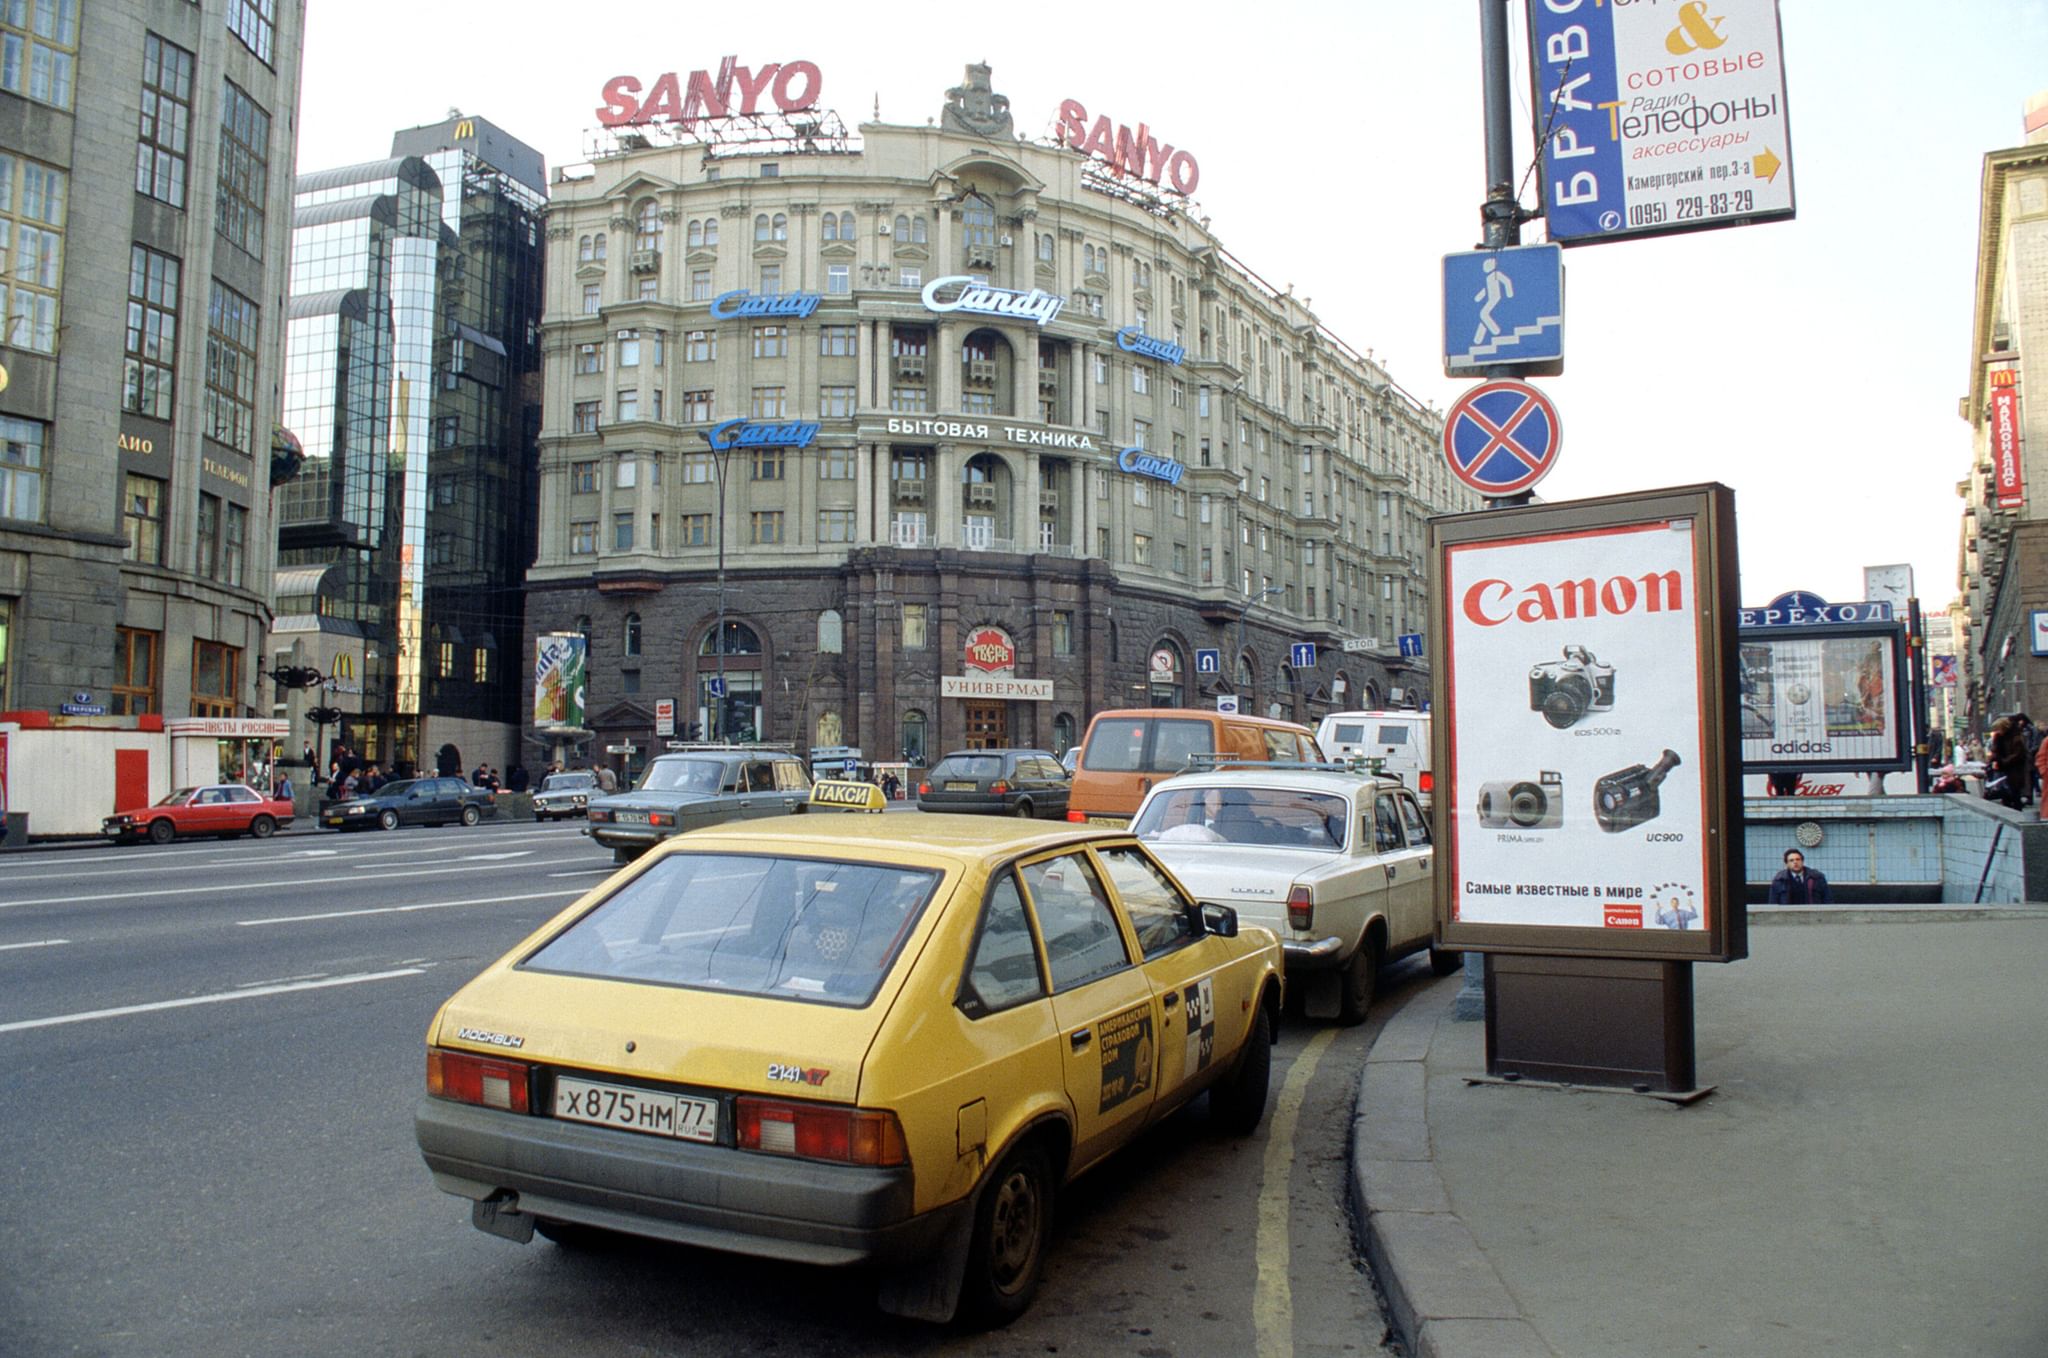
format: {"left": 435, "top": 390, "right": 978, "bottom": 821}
{"left": 705, "top": 436, "right": 733, "bottom": 742}
{"left": 1235, "top": 584, "right": 1286, "bottom": 710}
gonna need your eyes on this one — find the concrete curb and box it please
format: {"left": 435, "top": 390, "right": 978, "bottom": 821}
{"left": 1750, "top": 903, "right": 2048, "bottom": 924}
{"left": 1350, "top": 978, "right": 1557, "bottom": 1358}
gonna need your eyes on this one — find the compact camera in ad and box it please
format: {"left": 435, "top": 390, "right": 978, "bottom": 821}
{"left": 1475, "top": 771, "right": 1564, "bottom": 830}
{"left": 1594, "top": 749, "right": 1681, "bottom": 833}
{"left": 1529, "top": 645, "right": 1617, "bottom": 730}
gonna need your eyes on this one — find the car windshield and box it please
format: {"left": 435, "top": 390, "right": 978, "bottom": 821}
{"left": 156, "top": 788, "right": 199, "bottom": 806}
{"left": 541, "top": 773, "right": 596, "bottom": 791}
{"left": 638, "top": 759, "right": 725, "bottom": 794}
{"left": 930, "top": 755, "right": 1003, "bottom": 780}
{"left": 521, "top": 852, "right": 944, "bottom": 1007}
{"left": 1132, "top": 786, "right": 1349, "bottom": 851}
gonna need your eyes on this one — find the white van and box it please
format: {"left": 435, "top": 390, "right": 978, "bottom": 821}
{"left": 1316, "top": 710, "right": 1433, "bottom": 808}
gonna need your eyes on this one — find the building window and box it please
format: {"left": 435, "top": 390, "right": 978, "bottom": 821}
{"left": 817, "top": 508, "right": 854, "bottom": 542}
{"left": 196, "top": 493, "right": 220, "bottom": 576}
{"left": 1133, "top": 418, "right": 1150, "bottom": 450}
{"left": 1053, "top": 610, "right": 1073, "bottom": 657}
{"left": 616, "top": 329, "right": 640, "bottom": 367}
{"left": 136, "top": 33, "right": 194, "bottom": 206}
{"left": 680, "top": 512, "right": 710, "bottom": 545}
{"left": 1, "top": 0, "right": 75, "bottom": 106}
{"left": 622, "top": 613, "right": 643, "bottom": 658}
{"left": 1132, "top": 532, "right": 1151, "bottom": 565}
{"left": 225, "top": 0, "right": 274, "bottom": 62}
{"left": 751, "top": 386, "right": 786, "bottom": 418}
{"left": 113, "top": 627, "right": 160, "bottom": 716}
{"left": 753, "top": 324, "right": 787, "bottom": 358}
{"left": 570, "top": 460, "right": 597, "bottom": 493}
{"left": 685, "top": 329, "right": 715, "bottom": 362}
{"left": 0, "top": 153, "right": 66, "bottom": 353}
{"left": 123, "top": 474, "right": 167, "bottom": 565}
{"left": 613, "top": 512, "right": 634, "bottom": 551}
{"left": 750, "top": 510, "right": 783, "bottom": 544}
{"left": 821, "top": 385, "right": 855, "bottom": 418}
{"left": 817, "top": 609, "right": 844, "bottom": 654}
{"left": 902, "top": 603, "right": 928, "bottom": 650}
{"left": 581, "top": 283, "right": 601, "bottom": 314}
{"left": 615, "top": 457, "right": 637, "bottom": 489}
{"left": 215, "top": 81, "right": 269, "bottom": 257}
{"left": 751, "top": 449, "right": 784, "bottom": 481}
{"left": 435, "top": 639, "right": 454, "bottom": 679}
{"left": 682, "top": 452, "right": 712, "bottom": 483}
{"left": 759, "top": 263, "right": 781, "bottom": 294}
{"left": 570, "top": 520, "right": 596, "bottom": 554}
{"left": 1200, "top": 546, "right": 1213, "bottom": 583}
{"left": 615, "top": 390, "right": 638, "bottom": 423}
{"left": 820, "top": 325, "right": 856, "bottom": 356}
{"left": 682, "top": 389, "right": 712, "bottom": 422}
{"left": 827, "top": 263, "right": 849, "bottom": 294}
{"left": 1132, "top": 479, "right": 1150, "bottom": 508}
{"left": 962, "top": 391, "right": 994, "bottom": 416}
{"left": 890, "top": 386, "right": 928, "bottom": 413}
{"left": 634, "top": 198, "right": 662, "bottom": 252}
{"left": 0, "top": 414, "right": 46, "bottom": 522}
{"left": 689, "top": 267, "right": 712, "bottom": 301}
{"left": 203, "top": 281, "right": 259, "bottom": 452}
{"left": 1132, "top": 365, "right": 1149, "bottom": 396}
{"left": 817, "top": 446, "right": 855, "bottom": 480}
{"left": 572, "top": 400, "right": 600, "bottom": 433}
{"left": 574, "top": 342, "right": 602, "bottom": 374}
{"left": 472, "top": 648, "right": 492, "bottom": 684}
{"left": 902, "top": 710, "right": 927, "bottom": 765}
{"left": 191, "top": 640, "right": 241, "bottom": 718}
{"left": 1037, "top": 233, "right": 1055, "bottom": 263}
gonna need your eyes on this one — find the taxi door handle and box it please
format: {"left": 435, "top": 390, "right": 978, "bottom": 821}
{"left": 1161, "top": 991, "right": 1179, "bottom": 1009}
{"left": 1384, "top": 864, "right": 1397, "bottom": 882}
{"left": 1070, "top": 1028, "right": 1092, "bottom": 1050}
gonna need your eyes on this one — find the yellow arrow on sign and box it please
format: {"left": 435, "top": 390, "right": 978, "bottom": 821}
{"left": 1753, "top": 148, "right": 1783, "bottom": 183}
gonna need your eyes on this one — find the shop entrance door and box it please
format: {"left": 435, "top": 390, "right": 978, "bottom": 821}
{"left": 964, "top": 701, "right": 1007, "bottom": 750}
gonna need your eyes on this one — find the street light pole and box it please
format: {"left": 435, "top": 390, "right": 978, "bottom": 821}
{"left": 1235, "top": 584, "right": 1285, "bottom": 711}
{"left": 710, "top": 442, "right": 730, "bottom": 742}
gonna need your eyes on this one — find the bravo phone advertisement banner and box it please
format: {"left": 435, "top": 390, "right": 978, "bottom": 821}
{"left": 1443, "top": 518, "right": 1710, "bottom": 934}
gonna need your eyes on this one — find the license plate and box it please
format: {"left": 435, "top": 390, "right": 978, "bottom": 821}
{"left": 554, "top": 1076, "right": 717, "bottom": 1143}
{"left": 1087, "top": 815, "right": 1128, "bottom": 827}
{"left": 615, "top": 811, "right": 650, "bottom": 824}
{"left": 945, "top": 781, "right": 977, "bottom": 792}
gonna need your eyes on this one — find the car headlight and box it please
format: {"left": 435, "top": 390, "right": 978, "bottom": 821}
{"left": 346, "top": 805, "right": 367, "bottom": 816}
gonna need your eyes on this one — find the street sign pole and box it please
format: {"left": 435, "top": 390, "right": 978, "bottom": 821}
{"left": 1477, "top": 0, "right": 1533, "bottom": 512}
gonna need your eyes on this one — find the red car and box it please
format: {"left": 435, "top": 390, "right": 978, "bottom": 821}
{"left": 102, "top": 784, "right": 296, "bottom": 844}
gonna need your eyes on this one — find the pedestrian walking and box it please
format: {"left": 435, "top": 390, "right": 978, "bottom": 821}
{"left": 2015, "top": 714, "right": 2041, "bottom": 806}
{"left": 595, "top": 764, "right": 618, "bottom": 793}
{"left": 1768, "top": 849, "right": 1831, "bottom": 905}
{"left": 1986, "top": 717, "right": 2027, "bottom": 811}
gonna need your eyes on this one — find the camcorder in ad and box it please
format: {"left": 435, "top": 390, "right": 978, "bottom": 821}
{"left": 1594, "top": 749, "right": 1681, "bottom": 833}
{"left": 1529, "top": 645, "right": 1617, "bottom": 729}
{"left": 1475, "top": 771, "right": 1564, "bottom": 830}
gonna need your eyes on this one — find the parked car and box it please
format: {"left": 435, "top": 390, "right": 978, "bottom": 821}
{"left": 321, "top": 777, "right": 499, "bottom": 832}
{"left": 585, "top": 745, "right": 811, "bottom": 862}
{"left": 102, "top": 784, "right": 295, "bottom": 844}
{"left": 1129, "top": 764, "right": 1453, "bottom": 1024}
{"left": 414, "top": 815, "right": 1281, "bottom": 1324}
{"left": 1066, "top": 708, "right": 1323, "bottom": 827}
{"left": 1314, "top": 710, "right": 1434, "bottom": 809}
{"left": 917, "top": 748, "right": 1070, "bottom": 818}
{"left": 533, "top": 771, "right": 600, "bottom": 822}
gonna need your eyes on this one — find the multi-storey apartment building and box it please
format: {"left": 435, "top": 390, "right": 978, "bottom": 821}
{"left": 526, "top": 64, "right": 1477, "bottom": 777}
{"left": 274, "top": 115, "right": 544, "bottom": 775}
{"left": 0, "top": 1, "right": 302, "bottom": 731}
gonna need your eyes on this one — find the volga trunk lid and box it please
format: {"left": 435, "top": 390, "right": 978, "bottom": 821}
{"left": 434, "top": 968, "right": 889, "bottom": 1104}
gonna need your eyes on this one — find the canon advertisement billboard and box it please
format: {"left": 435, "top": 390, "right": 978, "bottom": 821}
{"left": 1431, "top": 485, "right": 1745, "bottom": 964}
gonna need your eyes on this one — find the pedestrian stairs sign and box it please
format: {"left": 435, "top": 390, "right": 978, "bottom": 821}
{"left": 1443, "top": 244, "right": 1564, "bottom": 377}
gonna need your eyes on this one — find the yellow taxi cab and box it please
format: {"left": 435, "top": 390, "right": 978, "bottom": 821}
{"left": 413, "top": 815, "right": 1282, "bottom": 1325}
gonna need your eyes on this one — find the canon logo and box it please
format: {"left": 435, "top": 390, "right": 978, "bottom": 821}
{"left": 1462, "top": 570, "right": 1684, "bottom": 626}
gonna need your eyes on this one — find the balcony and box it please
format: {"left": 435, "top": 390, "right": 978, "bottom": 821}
{"left": 630, "top": 249, "right": 661, "bottom": 274}
{"left": 893, "top": 356, "right": 927, "bottom": 379}
{"left": 894, "top": 478, "right": 926, "bottom": 504}
{"left": 1037, "top": 369, "right": 1059, "bottom": 394}
{"left": 965, "top": 244, "right": 997, "bottom": 269}
{"left": 1039, "top": 490, "right": 1059, "bottom": 512}
{"left": 965, "top": 358, "right": 997, "bottom": 388}
{"left": 965, "top": 484, "right": 996, "bottom": 511}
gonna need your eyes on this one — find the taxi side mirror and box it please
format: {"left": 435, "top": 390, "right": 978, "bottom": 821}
{"left": 1198, "top": 903, "right": 1239, "bottom": 938}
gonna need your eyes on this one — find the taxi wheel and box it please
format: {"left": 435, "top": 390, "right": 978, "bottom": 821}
{"left": 249, "top": 815, "right": 275, "bottom": 839}
{"left": 377, "top": 809, "right": 400, "bottom": 832}
{"left": 147, "top": 818, "right": 176, "bottom": 846}
{"left": 460, "top": 804, "right": 482, "bottom": 827}
{"left": 1429, "top": 945, "right": 1462, "bottom": 977}
{"left": 1211, "top": 1003, "right": 1272, "bottom": 1135}
{"left": 961, "top": 1142, "right": 1053, "bottom": 1326}
{"left": 1338, "top": 933, "right": 1383, "bottom": 1026}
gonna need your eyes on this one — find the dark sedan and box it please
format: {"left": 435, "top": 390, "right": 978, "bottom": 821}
{"left": 915, "top": 749, "right": 1070, "bottom": 819}
{"left": 321, "top": 777, "right": 500, "bottom": 831}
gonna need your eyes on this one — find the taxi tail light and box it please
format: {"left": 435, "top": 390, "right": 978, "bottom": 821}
{"left": 1066, "top": 810, "right": 1086, "bottom": 823}
{"left": 1287, "top": 884, "right": 1314, "bottom": 931}
{"left": 917, "top": 782, "right": 931, "bottom": 796}
{"left": 734, "top": 1097, "right": 908, "bottom": 1167}
{"left": 1419, "top": 771, "right": 1434, "bottom": 795}
{"left": 427, "top": 1048, "right": 531, "bottom": 1113}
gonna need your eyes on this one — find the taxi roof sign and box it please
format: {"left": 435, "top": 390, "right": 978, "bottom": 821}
{"left": 808, "top": 779, "right": 886, "bottom": 812}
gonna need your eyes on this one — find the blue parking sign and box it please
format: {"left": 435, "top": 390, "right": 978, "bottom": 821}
{"left": 1290, "top": 642, "right": 1316, "bottom": 670}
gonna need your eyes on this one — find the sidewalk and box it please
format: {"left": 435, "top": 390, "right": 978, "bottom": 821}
{"left": 1352, "top": 912, "right": 2048, "bottom": 1358}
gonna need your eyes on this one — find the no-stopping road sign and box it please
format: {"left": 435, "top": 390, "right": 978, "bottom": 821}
{"left": 1442, "top": 378, "right": 1561, "bottom": 496}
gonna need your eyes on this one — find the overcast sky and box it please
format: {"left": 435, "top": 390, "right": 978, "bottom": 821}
{"left": 298, "top": 1, "right": 2047, "bottom": 612}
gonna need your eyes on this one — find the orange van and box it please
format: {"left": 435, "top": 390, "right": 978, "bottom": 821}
{"left": 1065, "top": 708, "right": 1324, "bottom": 825}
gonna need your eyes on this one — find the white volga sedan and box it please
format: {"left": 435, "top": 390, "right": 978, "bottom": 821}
{"left": 1130, "top": 767, "right": 1454, "bottom": 1023}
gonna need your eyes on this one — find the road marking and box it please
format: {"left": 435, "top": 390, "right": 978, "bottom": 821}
{"left": 0, "top": 967, "right": 426, "bottom": 1035}
{"left": 0, "top": 831, "right": 593, "bottom": 883}
{"left": 0, "top": 938, "right": 70, "bottom": 952}
{"left": 1255, "top": 1026, "right": 1338, "bottom": 1358}
{"left": 237, "top": 888, "right": 583, "bottom": 927}
{"left": 547, "top": 869, "right": 615, "bottom": 878}
{"left": 2, "top": 861, "right": 589, "bottom": 909}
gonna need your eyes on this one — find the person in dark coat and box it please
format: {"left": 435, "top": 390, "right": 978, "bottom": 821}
{"left": 1768, "top": 849, "right": 1830, "bottom": 904}
{"left": 1987, "top": 717, "right": 2027, "bottom": 811}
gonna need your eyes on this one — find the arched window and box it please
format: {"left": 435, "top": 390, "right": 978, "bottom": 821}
{"left": 771, "top": 213, "right": 788, "bottom": 241}
{"left": 578, "top": 235, "right": 593, "bottom": 263}
{"left": 697, "top": 620, "right": 763, "bottom": 656}
{"left": 1053, "top": 712, "right": 1076, "bottom": 755}
{"left": 821, "top": 212, "right": 841, "bottom": 241}
{"left": 687, "top": 219, "right": 703, "bottom": 248}
{"left": 1037, "top": 233, "right": 1054, "bottom": 263}
{"left": 635, "top": 199, "right": 661, "bottom": 251}
{"left": 623, "top": 612, "right": 642, "bottom": 658}
{"left": 902, "top": 709, "right": 927, "bottom": 766}
{"left": 911, "top": 214, "right": 927, "bottom": 244}
{"left": 836, "top": 212, "right": 854, "bottom": 240}
{"left": 816, "top": 711, "right": 843, "bottom": 747}
{"left": 702, "top": 216, "right": 718, "bottom": 246}
{"left": 893, "top": 213, "right": 910, "bottom": 241}
{"left": 593, "top": 232, "right": 606, "bottom": 261}
{"left": 817, "top": 609, "right": 843, "bottom": 654}
{"left": 1148, "top": 642, "right": 1184, "bottom": 707}
{"left": 962, "top": 194, "right": 994, "bottom": 249}
{"left": 1236, "top": 652, "right": 1254, "bottom": 688}
{"left": 755, "top": 213, "right": 771, "bottom": 242}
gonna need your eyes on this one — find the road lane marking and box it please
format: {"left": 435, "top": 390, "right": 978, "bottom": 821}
{"left": 547, "top": 869, "right": 615, "bottom": 878}
{"left": 0, "top": 939, "right": 70, "bottom": 952}
{"left": 1, "top": 833, "right": 596, "bottom": 883}
{"left": 0, "top": 967, "right": 426, "bottom": 1035}
{"left": 2, "top": 862, "right": 593, "bottom": 909}
{"left": 238, "top": 888, "right": 583, "bottom": 927}
{"left": 1255, "top": 1026, "right": 1338, "bottom": 1358}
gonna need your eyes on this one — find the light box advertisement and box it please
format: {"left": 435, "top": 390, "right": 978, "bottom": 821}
{"left": 1736, "top": 624, "right": 1909, "bottom": 772}
{"left": 1433, "top": 486, "right": 1745, "bottom": 964}
{"left": 533, "top": 633, "right": 587, "bottom": 730}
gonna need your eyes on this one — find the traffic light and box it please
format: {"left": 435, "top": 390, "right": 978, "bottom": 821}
{"left": 306, "top": 705, "right": 344, "bottom": 726}
{"left": 683, "top": 721, "right": 701, "bottom": 741}
{"left": 269, "top": 665, "right": 324, "bottom": 690}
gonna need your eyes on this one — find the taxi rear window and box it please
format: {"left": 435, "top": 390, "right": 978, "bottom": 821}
{"left": 521, "top": 853, "right": 941, "bottom": 1007}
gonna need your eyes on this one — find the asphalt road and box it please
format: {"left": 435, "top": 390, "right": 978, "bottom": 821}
{"left": 0, "top": 818, "right": 1425, "bottom": 1357}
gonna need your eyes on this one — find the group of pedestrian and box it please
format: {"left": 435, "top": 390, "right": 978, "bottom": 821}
{"left": 1984, "top": 713, "right": 2043, "bottom": 813}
